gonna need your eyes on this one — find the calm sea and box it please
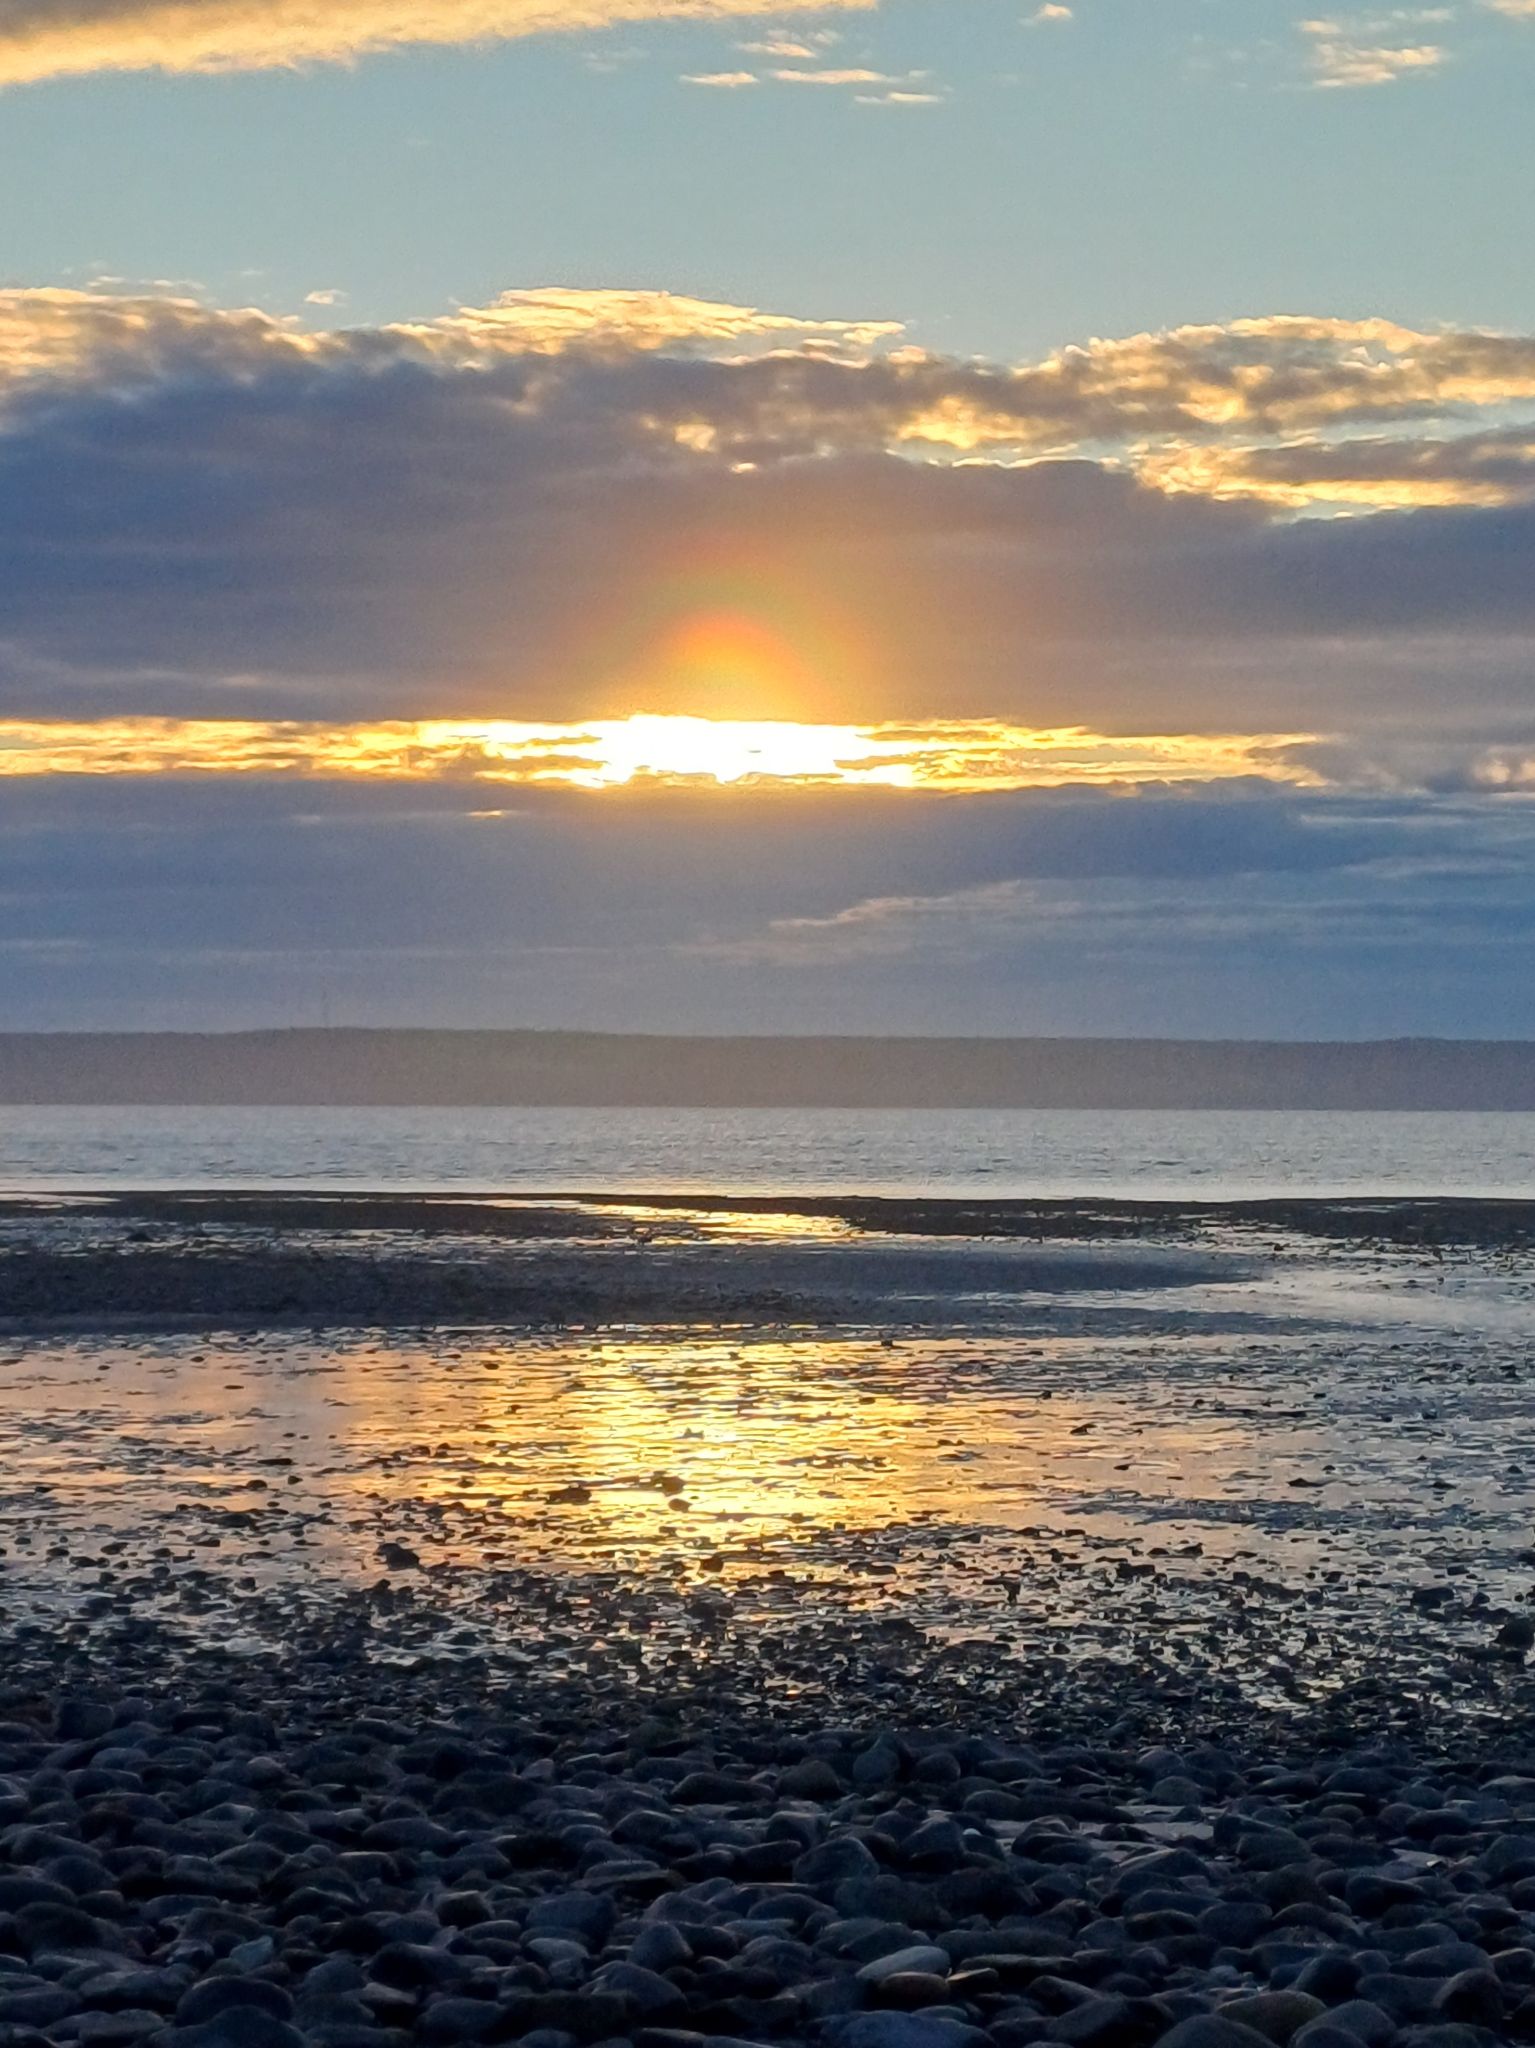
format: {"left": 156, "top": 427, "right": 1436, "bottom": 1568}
{"left": 2, "top": 1103, "right": 1534, "bottom": 1199}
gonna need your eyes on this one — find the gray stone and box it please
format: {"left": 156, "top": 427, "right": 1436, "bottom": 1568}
{"left": 856, "top": 1947, "right": 952, "bottom": 1986}
{"left": 1215, "top": 1993, "right": 1327, "bottom": 2044}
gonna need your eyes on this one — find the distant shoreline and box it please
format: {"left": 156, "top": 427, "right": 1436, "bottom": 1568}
{"left": 7, "top": 1027, "right": 1535, "bottom": 1107}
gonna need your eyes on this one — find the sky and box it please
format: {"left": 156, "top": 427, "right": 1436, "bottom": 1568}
{"left": 3, "top": 0, "right": 1535, "bottom": 1035}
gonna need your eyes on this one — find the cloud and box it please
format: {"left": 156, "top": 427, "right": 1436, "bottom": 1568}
{"left": 768, "top": 65, "right": 912, "bottom": 83}
{"left": 1140, "top": 428, "right": 1535, "bottom": 509}
{"left": 0, "top": 713, "right": 1324, "bottom": 789}
{"left": 736, "top": 28, "right": 838, "bottom": 55}
{"left": 681, "top": 66, "right": 757, "bottom": 83}
{"left": 854, "top": 86, "right": 944, "bottom": 103}
{"left": 0, "top": 0, "right": 879, "bottom": 86}
{"left": 1026, "top": 4, "right": 1073, "bottom": 22}
{"left": 1298, "top": 11, "right": 1449, "bottom": 84}
{"left": 4, "top": 774, "right": 1534, "bottom": 1035}
{"left": 4, "top": 283, "right": 1535, "bottom": 767}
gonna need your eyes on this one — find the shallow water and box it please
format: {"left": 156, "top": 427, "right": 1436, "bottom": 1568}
{"left": 6, "top": 1102, "right": 1535, "bottom": 1197}
{"left": 3, "top": 1217, "right": 1532, "bottom": 1717}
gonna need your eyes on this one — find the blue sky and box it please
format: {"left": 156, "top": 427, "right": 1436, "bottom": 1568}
{"left": 7, "top": 0, "right": 1535, "bottom": 353}
{"left": 3, "top": 0, "right": 1535, "bottom": 1035}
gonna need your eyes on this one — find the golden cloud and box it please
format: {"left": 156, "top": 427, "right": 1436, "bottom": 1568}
{"left": 0, "top": 714, "right": 1325, "bottom": 790}
{"left": 0, "top": 0, "right": 877, "bottom": 85}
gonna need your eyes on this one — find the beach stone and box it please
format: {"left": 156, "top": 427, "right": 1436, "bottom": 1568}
{"left": 417, "top": 1995, "right": 503, "bottom": 2041}
{"left": 1478, "top": 1836, "right": 1535, "bottom": 1883}
{"left": 527, "top": 1893, "right": 617, "bottom": 1944}
{"left": 1302, "top": 2004, "right": 1394, "bottom": 2048}
{"left": 1291, "top": 1956, "right": 1361, "bottom": 2004}
{"left": 589, "top": 1962, "right": 686, "bottom": 2017}
{"left": 169, "top": 2012, "right": 308, "bottom": 2048}
{"left": 1156, "top": 2022, "right": 1284, "bottom": 2048}
{"left": 828, "top": 2015, "right": 988, "bottom": 2048}
{"left": 1430, "top": 1971, "right": 1503, "bottom": 2027}
{"left": 1152, "top": 1779, "right": 1207, "bottom": 1808}
{"left": 176, "top": 1982, "right": 295, "bottom": 2027}
{"left": 797, "top": 1839, "right": 880, "bottom": 1887}
{"left": 851, "top": 1742, "right": 905, "bottom": 1792}
{"left": 866, "top": 1974, "right": 953, "bottom": 2012}
{"left": 1199, "top": 1904, "right": 1272, "bottom": 1947}
{"left": 780, "top": 1759, "right": 846, "bottom": 1799}
{"left": 1216, "top": 1993, "right": 1327, "bottom": 2044}
{"left": 56, "top": 1701, "right": 116, "bottom": 1744}
{"left": 857, "top": 1947, "right": 951, "bottom": 1985}
{"left": 629, "top": 1923, "right": 692, "bottom": 1971}
{"left": 12, "top": 1901, "right": 107, "bottom": 1954}
{"left": 501, "top": 1992, "right": 633, "bottom": 2040}
{"left": 671, "top": 1772, "right": 764, "bottom": 1806}
{"left": 0, "top": 1987, "right": 80, "bottom": 2026}
{"left": 72, "top": 2011, "right": 165, "bottom": 2045}
{"left": 1049, "top": 1992, "right": 1144, "bottom": 2046}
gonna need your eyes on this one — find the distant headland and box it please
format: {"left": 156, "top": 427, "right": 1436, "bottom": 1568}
{"left": 4, "top": 1029, "right": 1535, "bottom": 1109}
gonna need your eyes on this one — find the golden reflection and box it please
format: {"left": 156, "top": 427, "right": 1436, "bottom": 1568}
{"left": 0, "top": 713, "right": 1323, "bottom": 790}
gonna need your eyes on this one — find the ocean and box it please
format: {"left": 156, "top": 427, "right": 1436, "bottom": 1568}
{"left": 3, "top": 1102, "right": 1535, "bottom": 1197}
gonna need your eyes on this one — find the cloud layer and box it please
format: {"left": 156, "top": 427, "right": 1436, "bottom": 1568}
{"left": 5, "top": 773, "right": 1534, "bottom": 1035}
{"left": 3, "top": 285, "right": 1535, "bottom": 783}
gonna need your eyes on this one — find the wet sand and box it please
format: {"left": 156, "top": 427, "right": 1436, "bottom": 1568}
{"left": 2, "top": 1194, "right": 1535, "bottom": 2048}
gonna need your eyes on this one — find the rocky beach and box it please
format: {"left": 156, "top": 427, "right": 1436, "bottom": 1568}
{"left": 2, "top": 1193, "right": 1535, "bottom": 2048}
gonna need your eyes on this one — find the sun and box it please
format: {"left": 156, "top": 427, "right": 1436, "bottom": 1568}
{"left": 565, "top": 714, "right": 913, "bottom": 786}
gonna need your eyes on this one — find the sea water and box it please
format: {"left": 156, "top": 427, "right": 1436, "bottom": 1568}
{"left": 2, "top": 1102, "right": 1534, "bottom": 1197}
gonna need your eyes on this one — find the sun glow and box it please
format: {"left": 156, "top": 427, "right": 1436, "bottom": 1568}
{"left": 0, "top": 713, "right": 1324, "bottom": 789}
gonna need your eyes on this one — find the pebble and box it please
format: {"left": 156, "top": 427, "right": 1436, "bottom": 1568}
{"left": 0, "top": 1656, "right": 1527, "bottom": 2048}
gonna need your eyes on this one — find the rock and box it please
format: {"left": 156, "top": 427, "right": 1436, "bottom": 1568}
{"left": 169, "top": 2013, "right": 309, "bottom": 2048}
{"left": 795, "top": 1837, "right": 881, "bottom": 1887}
{"left": 588, "top": 1962, "right": 687, "bottom": 2017}
{"left": 0, "top": 1987, "right": 81, "bottom": 2027}
{"left": 1480, "top": 1836, "right": 1535, "bottom": 1883}
{"left": 856, "top": 1947, "right": 952, "bottom": 1985}
{"left": 12, "top": 1900, "right": 108, "bottom": 1954}
{"left": 867, "top": 1974, "right": 953, "bottom": 2012}
{"left": 56, "top": 1699, "right": 116, "bottom": 1742}
{"left": 1049, "top": 1993, "right": 1142, "bottom": 2046}
{"left": 1216, "top": 1993, "right": 1327, "bottom": 2044}
{"left": 526, "top": 1892, "right": 618, "bottom": 1944}
{"left": 780, "top": 1759, "right": 846, "bottom": 1799}
{"left": 1151, "top": 1778, "right": 1207, "bottom": 1807}
{"left": 828, "top": 2016, "right": 989, "bottom": 2048}
{"left": 1156, "top": 2022, "right": 1282, "bottom": 2048}
{"left": 1303, "top": 2005, "right": 1395, "bottom": 2048}
{"left": 1430, "top": 1970, "right": 1504, "bottom": 2027}
{"left": 1199, "top": 1904, "right": 1272, "bottom": 1947}
{"left": 671, "top": 1771, "right": 765, "bottom": 1805}
{"left": 417, "top": 1996, "right": 503, "bottom": 2041}
{"left": 177, "top": 1983, "right": 295, "bottom": 2027}
{"left": 851, "top": 1741, "right": 905, "bottom": 1791}
{"left": 629, "top": 1922, "right": 693, "bottom": 1971}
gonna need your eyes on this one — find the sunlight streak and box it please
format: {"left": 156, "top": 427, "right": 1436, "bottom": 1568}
{"left": 0, "top": 715, "right": 1325, "bottom": 790}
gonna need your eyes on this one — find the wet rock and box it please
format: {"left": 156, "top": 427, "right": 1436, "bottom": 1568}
{"left": 1430, "top": 1970, "right": 1504, "bottom": 2027}
{"left": 1215, "top": 1993, "right": 1328, "bottom": 2043}
{"left": 780, "top": 1759, "right": 846, "bottom": 1800}
{"left": 856, "top": 1946, "right": 951, "bottom": 1985}
{"left": 828, "top": 2015, "right": 989, "bottom": 2048}
{"left": 1156, "top": 2020, "right": 1284, "bottom": 2048}
{"left": 176, "top": 1983, "right": 296, "bottom": 2027}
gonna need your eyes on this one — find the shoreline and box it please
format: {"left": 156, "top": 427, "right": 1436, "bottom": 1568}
{"left": 8, "top": 1186, "right": 1535, "bottom": 1237}
{"left": 5, "top": 1191, "right": 1535, "bottom": 2048}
